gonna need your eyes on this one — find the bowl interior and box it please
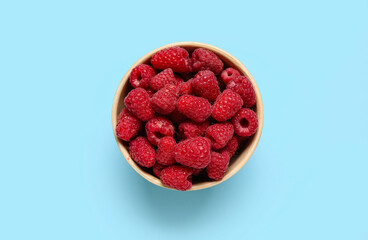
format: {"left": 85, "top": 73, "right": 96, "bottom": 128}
{"left": 112, "top": 42, "right": 263, "bottom": 191}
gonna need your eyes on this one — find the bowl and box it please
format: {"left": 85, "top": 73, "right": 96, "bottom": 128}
{"left": 112, "top": 42, "right": 264, "bottom": 191}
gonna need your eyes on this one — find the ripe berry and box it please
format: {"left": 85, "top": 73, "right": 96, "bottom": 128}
{"left": 169, "top": 108, "right": 188, "bottom": 124}
{"left": 220, "top": 67, "right": 240, "bottom": 85}
{"left": 192, "top": 168, "right": 203, "bottom": 176}
{"left": 207, "top": 151, "right": 230, "bottom": 180}
{"left": 191, "top": 48, "right": 224, "bottom": 74}
{"left": 179, "top": 121, "right": 209, "bottom": 139}
{"left": 149, "top": 68, "right": 176, "bottom": 92}
{"left": 191, "top": 70, "right": 220, "bottom": 102}
{"left": 177, "top": 95, "right": 211, "bottom": 123}
{"left": 212, "top": 89, "right": 243, "bottom": 122}
{"left": 232, "top": 108, "right": 258, "bottom": 137}
{"left": 153, "top": 162, "right": 166, "bottom": 178}
{"left": 227, "top": 76, "right": 256, "bottom": 108}
{"left": 205, "top": 122, "right": 234, "bottom": 149}
{"left": 151, "top": 84, "right": 178, "bottom": 115}
{"left": 174, "top": 137, "right": 211, "bottom": 169}
{"left": 197, "top": 120, "right": 210, "bottom": 136}
{"left": 145, "top": 116, "right": 175, "bottom": 146}
{"left": 116, "top": 109, "right": 141, "bottom": 141}
{"left": 151, "top": 47, "right": 191, "bottom": 73}
{"left": 160, "top": 165, "right": 194, "bottom": 191}
{"left": 221, "top": 136, "right": 238, "bottom": 157}
{"left": 129, "top": 137, "right": 156, "bottom": 168}
{"left": 174, "top": 75, "right": 184, "bottom": 85}
{"left": 146, "top": 88, "right": 154, "bottom": 97}
{"left": 177, "top": 78, "right": 193, "bottom": 96}
{"left": 156, "top": 136, "right": 177, "bottom": 166}
{"left": 124, "top": 88, "right": 154, "bottom": 121}
{"left": 130, "top": 64, "right": 155, "bottom": 89}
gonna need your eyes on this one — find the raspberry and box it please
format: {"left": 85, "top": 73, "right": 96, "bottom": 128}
{"left": 177, "top": 95, "right": 211, "bottom": 123}
{"left": 160, "top": 165, "right": 194, "bottom": 191}
{"left": 124, "top": 88, "right": 155, "bottom": 121}
{"left": 149, "top": 68, "right": 176, "bottom": 92}
{"left": 153, "top": 162, "right": 166, "bottom": 177}
{"left": 151, "top": 84, "right": 178, "bottom": 115}
{"left": 129, "top": 137, "right": 156, "bottom": 168}
{"left": 232, "top": 108, "right": 258, "bottom": 137}
{"left": 191, "top": 70, "right": 220, "bottom": 102}
{"left": 221, "top": 136, "right": 238, "bottom": 157}
{"left": 116, "top": 109, "right": 142, "bottom": 141}
{"left": 191, "top": 48, "right": 224, "bottom": 74}
{"left": 205, "top": 122, "right": 234, "bottom": 149}
{"left": 220, "top": 67, "right": 240, "bottom": 85}
{"left": 177, "top": 79, "right": 193, "bottom": 96}
{"left": 146, "top": 88, "right": 154, "bottom": 97}
{"left": 145, "top": 116, "right": 175, "bottom": 146}
{"left": 227, "top": 76, "right": 256, "bottom": 108}
{"left": 197, "top": 121, "right": 210, "bottom": 136}
{"left": 174, "top": 75, "right": 184, "bottom": 85}
{"left": 151, "top": 47, "right": 191, "bottom": 73}
{"left": 156, "top": 136, "right": 176, "bottom": 165}
{"left": 207, "top": 151, "right": 230, "bottom": 180}
{"left": 192, "top": 168, "right": 203, "bottom": 176}
{"left": 179, "top": 122, "right": 199, "bottom": 139}
{"left": 211, "top": 89, "right": 243, "bottom": 122}
{"left": 130, "top": 64, "right": 155, "bottom": 89}
{"left": 169, "top": 108, "right": 188, "bottom": 124}
{"left": 179, "top": 121, "right": 209, "bottom": 139}
{"left": 174, "top": 137, "right": 211, "bottom": 169}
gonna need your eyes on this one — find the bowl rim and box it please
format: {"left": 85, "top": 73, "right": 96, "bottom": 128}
{"left": 112, "top": 41, "right": 264, "bottom": 191}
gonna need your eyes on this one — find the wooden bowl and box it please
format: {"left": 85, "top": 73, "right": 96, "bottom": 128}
{"left": 112, "top": 42, "right": 264, "bottom": 191}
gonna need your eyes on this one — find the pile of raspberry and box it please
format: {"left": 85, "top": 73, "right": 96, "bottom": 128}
{"left": 116, "top": 46, "right": 258, "bottom": 191}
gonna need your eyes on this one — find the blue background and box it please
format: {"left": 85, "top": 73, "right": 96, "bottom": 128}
{"left": 1, "top": 0, "right": 367, "bottom": 239}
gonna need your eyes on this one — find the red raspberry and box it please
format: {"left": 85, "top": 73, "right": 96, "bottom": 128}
{"left": 177, "top": 79, "right": 193, "bottom": 96}
{"left": 115, "top": 109, "right": 142, "bottom": 141}
{"left": 192, "top": 168, "right": 203, "bottom": 176}
{"left": 205, "top": 122, "right": 234, "bottom": 149}
{"left": 145, "top": 116, "right": 175, "bottom": 146}
{"left": 227, "top": 76, "right": 256, "bottom": 108}
{"left": 221, "top": 136, "right": 238, "bottom": 157}
{"left": 179, "top": 121, "right": 209, "bottom": 139}
{"left": 130, "top": 64, "right": 155, "bottom": 89}
{"left": 197, "top": 120, "right": 210, "bottom": 135}
{"left": 149, "top": 68, "right": 176, "bottom": 92}
{"left": 151, "top": 47, "right": 191, "bottom": 73}
{"left": 220, "top": 67, "right": 240, "bottom": 85}
{"left": 211, "top": 89, "right": 243, "bottom": 122}
{"left": 232, "top": 108, "right": 258, "bottom": 137}
{"left": 160, "top": 165, "right": 194, "bottom": 191}
{"left": 179, "top": 122, "right": 200, "bottom": 139}
{"left": 191, "top": 70, "right": 220, "bottom": 102}
{"left": 129, "top": 137, "right": 156, "bottom": 168}
{"left": 191, "top": 48, "right": 224, "bottom": 74}
{"left": 174, "top": 75, "right": 184, "bottom": 85}
{"left": 207, "top": 151, "right": 230, "bottom": 180}
{"left": 153, "top": 162, "right": 166, "bottom": 177}
{"left": 169, "top": 108, "right": 188, "bottom": 124}
{"left": 146, "top": 88, "right": 154, "bottom": 97}
{"left": 151, "top": 84, "right": 178, "bottom": 115}
{"left": 177, "top": 95, "right": 211, "bottom": 123}
{"left": 156, "top": 136, "right": 176, "bottom": 166}
{"left": 124, "top": 88, "right": 154, "bottom": 121}
{"left": 174, "top": 137, "right": 211, "bottom": 169}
